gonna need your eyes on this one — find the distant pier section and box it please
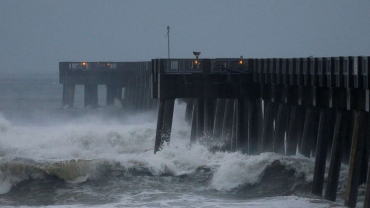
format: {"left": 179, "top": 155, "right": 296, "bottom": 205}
{"left": 59, "top": 61, "right": 157, "bottom": 110}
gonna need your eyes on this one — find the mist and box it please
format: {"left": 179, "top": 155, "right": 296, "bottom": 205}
{"left": 1, "top": 0, "right": 370, "bottom": 76}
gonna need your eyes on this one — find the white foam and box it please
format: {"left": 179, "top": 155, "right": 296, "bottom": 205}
{"left": 0, "top": 106, "right": 314, "bottom": 195}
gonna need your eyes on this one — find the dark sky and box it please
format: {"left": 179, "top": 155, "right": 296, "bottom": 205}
{"left": 1, "top": 0, "right": 370, "bottom": 75}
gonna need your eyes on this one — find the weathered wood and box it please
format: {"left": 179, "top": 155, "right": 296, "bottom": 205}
{"left": 190, "top": 101, "right": 198, "bottom": 144}
{"left": 286, "top": 106, "right": 305, "bottom": 155}
{"left": 62, "top": 83, "right": 75, "bottom": 107}
{"left": 260, "top": 101, "right": 277, "bottom": 152}
{"left": 325, "top": 111, "right": 347, "bottom": 201}
{"left": 222, "top": 99, "right": 234, "bottom": 140}
{"left": 300, "top": 108, "right": 319, "bottom": 157}
{"left": 272, "top": 103, "right": 289, "bottom": 154}
{"left": 312, "top": 110, "right": 332, "bottom": 196}
{"left": 345, "top": 111, "right": 367, "bottom": 208}
{"left": 84, "top": 84, "right": 98, "bottom": 107}
{"left": 197, "top": 98, "right": 205, "bottom": 138}
{"left": 204, "top": 99, "right": 216, "bottom": 137}
{"left": 364, "top": 160, "right": 370, "bottom": 208}
{"left": 236, "top": 98, "right": 248, "bottom": 153}
{"left": 213, "top": 99, "right": 226, "bottom": 138}
{"left": 106, "top": 85, "right": 121, "bottom": 105}
{"left": 185, "top": 99, "right": 194, "bottom": 124}
{"left": 248, "top": 98, "right": 263, "bottom": 154}
{"left": 154, "top": 99, "right": 175, "bottom": 153}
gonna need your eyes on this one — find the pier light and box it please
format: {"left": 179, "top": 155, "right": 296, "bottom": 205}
{"left": 81, "top": 62, "right": 88, "bottom": 68}
{"left": 239, "top": 56, "right": 245, "bottom": 65}
{"left": 192, "top": 51, "right": 201, "bottom": 67}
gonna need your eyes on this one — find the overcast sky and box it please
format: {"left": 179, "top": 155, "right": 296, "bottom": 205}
{"left": 0, "top": 0, "right": 370, "bottom": 75}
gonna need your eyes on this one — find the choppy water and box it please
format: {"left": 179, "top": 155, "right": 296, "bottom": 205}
{"left": 0, "top": 74, "right": 347, "bottom": 207}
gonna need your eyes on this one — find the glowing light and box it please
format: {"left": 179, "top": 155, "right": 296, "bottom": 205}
{"left": 239, "top": 56, "right": 244, "bottom": 65}
{"left": 81, "top": 62, "right": 87, "bottom": 67}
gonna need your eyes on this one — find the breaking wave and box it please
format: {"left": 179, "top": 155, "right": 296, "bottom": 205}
{"left": 0, "top": 111, "right": 317, "bottom": 200}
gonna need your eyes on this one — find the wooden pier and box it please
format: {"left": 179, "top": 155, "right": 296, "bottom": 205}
{"left": 59, "top": 56, "right": 370, "bottom": 207}
{"left": 59, "top": 61, "right": 157, "bottom": 110}
{"left": 152, "top": 56, "right": 370, "bottom": 208}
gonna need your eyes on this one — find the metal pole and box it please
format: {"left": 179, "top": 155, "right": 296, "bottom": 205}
{"left": 167, "top": 26, "right": 170, "bottom": 60}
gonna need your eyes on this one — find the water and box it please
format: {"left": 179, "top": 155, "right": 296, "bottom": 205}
{"left": 0, "top": 74, "right": 347, "bottom": 207}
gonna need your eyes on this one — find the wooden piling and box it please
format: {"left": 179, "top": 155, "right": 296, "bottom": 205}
{"left": 312, "top": 110, "right": 333, "bottom": 196}
{"left": 272, "top": 103, "right": 289, "bottom": 154}
{"left": 190, "top": 102, "right": 198, "bottom": 144}
{"left": 236, "top": 98, "right": 248, "bottom": 153}
{"left": 62, "top": 83, "right": 75, "bottom": 107}
{"left": 222, "top": 99, "right": 234, "bottom": 140}
{"left": 300, "top": 108, "right": 319, "bottom": 157}
{"left": 154, "top": 99, "right": 175, "bottom": 153}
{"left": 248, "top": 98, "right": 263, "bottom": 154}
{"left": 213, "top": 99, "right": 226, "bottom": 138}
{"left": 204, "top": 99, "right": 216, "bottom": 137}
{"left": 84, "top": 84, "right": 98, "bottom": 108}
{"left": 185, "top": 99, "right": 194, "bottom": 124}
{"left": 325, "top": 111, "right": 347, "bottom": 201}
{"left": 197, "top": 98, "right": 205, "bottom": 138}
{"left": 286, "top": 106, "right": 305, "bottom": 155}
{"left": 261, "top": 101, "right": 276, "bottom": 152}
{"left": 345, "top": 111, "right": 367, "bottom": 208}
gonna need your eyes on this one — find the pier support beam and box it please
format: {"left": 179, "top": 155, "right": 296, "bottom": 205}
{"left": 344, "top": 111, "right": 367, "bottom": 208}
{"left": 248, "top": 98, "right": 263, "bottom": 154}
{"left": 154, "top": 99, "right": 175, "bottom": 153}
{"left": 84, "top": 84, "right": 98, "bottom": 108}
{"left": 272, "top": 103, "right": 289, "bottom": 154}
{"left": 106, "top": 85, "right": 122, "bottom": 105}
{"left": 260, "top": 101, "right": 276, "bottom": 152}
{"left": 204, "top": 99, "right": 216, "bottom": 137}
{"left": 235, "top": 98, "right": 248, "bottom": 152}
{"left": 300, "top": 108, "right": 319, "bottom": 157}
{"left": 62, "top": 83, "right": 75, "bottom": 108}
{"left": 312, "top": 110, "right": 333, "bottom": 196}
{"left": 213, "top": 99, "right": 226, "bottom": 138}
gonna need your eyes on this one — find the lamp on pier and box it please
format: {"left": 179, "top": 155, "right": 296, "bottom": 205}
{"left": 239, "top": 56, "right": 245, "bottom": 65}
{"left": 192, "top": 51, "right": 201, "bottom": 67}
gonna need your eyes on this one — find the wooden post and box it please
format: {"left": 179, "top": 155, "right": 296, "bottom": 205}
{"left": 248, "top": 98, "right": 263, "bottom": 154}
{"left": 345, "top": 111, "right": 367, "bottom": 208}
{"left": 197, "top": 98, "right": 205, "bottom": 138}
{"left": 364, "top": 160, "right": 370, "bottom": 208}
{"left": 286, "top": 106, "right": 305, "bottom": 155}
{"left": 106, "top": 85, "right": 121, "bottom": 106}
{"left": 300, "top": 108, "right": 319, "bottom": 157}
{"left": 62, "top": 83, "right": 75, "bottom": 108}
{"left": 222, "top": 99, "right": 234, "bottom": 140}
{"left": 272, "top": 103, "right": 289, "bottom": 154}
{"left": 190, "top": 101, "right": 198, "bottom": 144}
{"left": 154, "top": 99, "right": 175, "bottom": 153}
{"left": 236, "top": 98, "right": 248, "bottom": 153}
{"left": 312, "top": 110, "right": 333, "bottom": 196}
{"left": 185, "top": 99, "right": 194, "bottom": 124}
{"left": 204, "top": 99, "right": 216, "bottom": 137}
{"left": 261, "top": 101, "right": 276, "bottom": 152}
{"left": 84, "top": 84, "right": 98, "bottom": 108}
{"left": 213, "top": 99, "right": 226, "bottom": 138}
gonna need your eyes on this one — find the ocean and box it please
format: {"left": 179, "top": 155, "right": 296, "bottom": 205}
{"left": 0, "top": 74, "right": 348, "bottom": 207}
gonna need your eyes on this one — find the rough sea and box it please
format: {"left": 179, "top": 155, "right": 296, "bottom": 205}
{"left": 0, "top": 74, "right": 349, "bottom": 207}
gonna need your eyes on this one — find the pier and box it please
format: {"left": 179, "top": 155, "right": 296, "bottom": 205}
{"left": 59, "top": 61, "right": 157, "bottom": 110}
{"left": 152, "top": 56, "right": 370, "bottom": 208}
{"left": 59, "top": 56, "right": 370, "bottom": 207}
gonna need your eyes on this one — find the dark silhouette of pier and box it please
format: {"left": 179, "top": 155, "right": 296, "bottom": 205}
{"left": 60, "top": 56, "right": 370, "bottom": 208}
